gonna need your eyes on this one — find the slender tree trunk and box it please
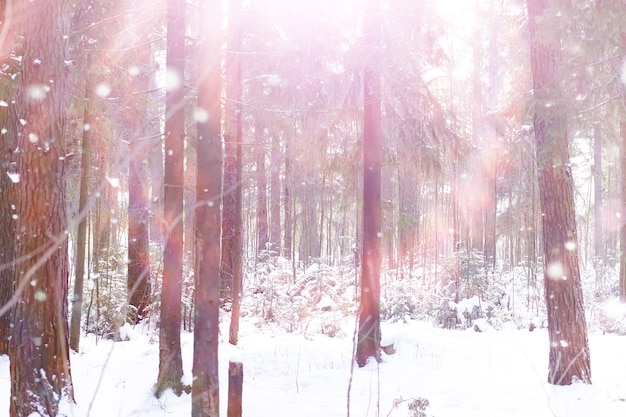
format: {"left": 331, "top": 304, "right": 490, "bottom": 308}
{"left": 9, "top": 1, "right": 75, "bottom": 414}
{"left": 125, "top": 15, "right": 154, "bottom": 323}
{"left": 226, "top": 0, "right": 244, "bottom": 345}
{"left": 527, "top": 0, "right": 591, "bottom": 385}
{"left": 255, "top": 122, "right": 269, "bottom": 255}
{"left": 192, "top": 0, "right": 222, "bottom": 414}
{"left": 156, "top": 0, "right": 186, "bottom": 396}
{"left": 149, "top": 75, "right": 165, "bottom": 251}
{"left": 356, "top": 0, "right": 382, "bottom": 367}
{"left": 593, "top": 124, "right": 603, "bottom": 279}
{"left": 270, "top": 133, "right": 282, "bottom": 254}
{"left": 619, "top": 112, "right": 626, "bottom": 303}
{"left": 299, "top": 184, "right": 321, "bottom": 264}
{"left": 620, "top": 30, "right": 626, "bottom": 301}
{"left": 222, "top": 113, "right": 237, "bottom": 302}
{"left": 70, "top": 83, "right": 93, "bottom": 353}
{"left": 284, "top": 130, "right": 293, "bottom": 259}
{"left": 127, "top": 101, "right": 152, "bottom": 322}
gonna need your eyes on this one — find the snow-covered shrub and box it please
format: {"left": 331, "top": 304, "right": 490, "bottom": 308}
{"left": 243, "top": 258, "right": 354, "bottom": 334}
{"left": 436, "top": 294, "right": 512, "bottom": 330}
{"left": 596, "top": 298, "right": 626, "bottom": 335}
{"left": 439, "top": 250, "right": 495, "bottom": 300}
{"left": 180, "top": 264, "right": 195, "bottom": 331}
{"left": 430, "top": 251, "right": 512, "bottom": 329}
{"left": 82, "top": 255, "right": 128, "bottom": 340}
{"left": 408, "top": 397, "right": 431, "bottom": 417}
{"left": 388, "top": 397, "right": 432, "bottom": 417}
{"left": 579, "top": 260, "right": 620, "bottom": 333}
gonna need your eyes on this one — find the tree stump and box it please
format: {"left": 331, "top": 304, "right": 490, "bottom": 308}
{"left": 228, "top": 360, "right": 243, "bottom": 417}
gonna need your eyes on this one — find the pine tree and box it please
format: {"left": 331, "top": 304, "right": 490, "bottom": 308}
{"left": 157, "top": 0, "right": 186, "bottom": 396}
{"left": 192, "top": 0, "right": 222, "bottom": 414}
{"left": 527, "top": 0, "right": 591, "bottom": 385}
{"left": 8, "top": 0, "right": 75, "bottom": 414}
{"left": 356, "top": 0, "right": 382, "bottom": 367}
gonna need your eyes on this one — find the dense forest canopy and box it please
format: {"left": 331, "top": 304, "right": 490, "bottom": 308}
{"left": 1, "top": 0, "right": 626, "bottom": 415}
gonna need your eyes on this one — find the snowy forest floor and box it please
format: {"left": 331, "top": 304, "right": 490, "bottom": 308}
{"left": 2, "top": 317, "right": 626, "bottom": 417}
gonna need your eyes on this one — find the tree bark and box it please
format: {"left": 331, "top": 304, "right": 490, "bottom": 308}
{"left": 70, "top": 81, "right": 93, "bottom": 353}
{"left": 192, "top": 0, "right": 222, "bottom": 414}
{"left": 527, "top": 0, "right": 591, "bottom": 385}
{"left": 619, "top": 112, "right": 626, "bottom": 303}
{"left": 224, "top": 0, "right": 244, "bottom": 345}
{"left": 127, "top": 73, "right": 152, "bottom": 323}
{"left": 593, "top": 124, "right": 604, "bottom": 285}
{"left": 9, "top": 1, "right": 75, "bottom": 414}
{"left": 124, "top": 2, "right": 155, "bottom": 324}
{"left": 255, "top": 120, "right": 269, "bottom": 255}
{"left": 270, "top": 133, "right": 282, "bottom": 254}
{"left": 156, "top": 0, "right": 186, "bottom": 396}
{"left": 0, "top": 44, "right": 16, "bottom": 355}
{"left": 283, "top": 131, "right": 293, "bottom": 260}
{"left": 356, "top": 0, "right": 382, "bottom": 367}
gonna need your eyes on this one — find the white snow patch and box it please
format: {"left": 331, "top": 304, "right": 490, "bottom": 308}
{"left": 7, "top": 172, "right": 19, "bottom": 183}
{"left": 1, "top": 318, "right": 625, "bottom": 417}
{"left": 316, "top": 294, "right": 334, "bottom": 311}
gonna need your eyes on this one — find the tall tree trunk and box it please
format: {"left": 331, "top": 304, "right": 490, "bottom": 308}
{"left": 192, "top": 0, "right": 222, "bottom": 414}
{"left": 527, "top": 0, "right": 591, "bottom": 385}
{"left": 593, "top": 124, "right": 603, "bottom": 282}
{"left": 270, "top": 133, "right": 282, "bottom": 254}
{"left": 299, "top": 184, "right": 321, "bottom": 264}
{"left": 126, "top": 64, "right": 153, "bottom": 323}
{"left": 124, "top": 0, "right": 156, "bottom": 323}
{"left": 619, "top": 109, "right": 626, "bottom": 303}
{"left": 149, "top": 72, "right": 165, "bottom": 251}
{"left": 9, "top": 0, "right": 75, "bottom": 414}
{"left": 70, "top": 82, "right": 93, "bottom": 352}
{"left": 156, "top": 0, "right": 186, "bottom": 396}
{"left": 0, "top": 51, "right": 15, "bottom": 356}
{"left": 283, "top": 131, "right": 293, "bottom": 259}
{"left": 0, "top": 144, "right": 12, "bottom": 355}
{"left": 225, "top": 0, "right": 244, "bottom": 345}
{"left": 255, "top": 121, "right": 269, "bottom": 255}
{"left": 619, "top": 32, "right": 626, "bottom": 301}
{"left": 356, "top": 0, "right": 382, "bottom": 367}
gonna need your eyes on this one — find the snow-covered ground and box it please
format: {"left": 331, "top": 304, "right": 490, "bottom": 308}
{"left": 2, "top": 318, "right": 626, "bottom": 416}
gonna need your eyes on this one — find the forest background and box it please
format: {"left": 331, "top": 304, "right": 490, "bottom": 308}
{"left": 2, "top": 0, "right": 626, "bottom": 416}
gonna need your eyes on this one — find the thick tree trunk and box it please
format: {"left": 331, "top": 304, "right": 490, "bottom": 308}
{"left": 192, "top": 0, "right": 222, "bottom": 414}
{"left": 0, "top": 153, "right": 12, "bottom": 354}
{"left": 156, "top": 0, "right": 186, "bottom": 396}
{"left": 0, "top": 65, "right": 15, "bottom": 356}
{"left": 356, "top": 0, "right": 382, "bottom": 367}
{"left": 9, "top": 1, "right": 75, "bottom": 414}
{"left": 527, "top": 0, "right": 591, "bottom": 385}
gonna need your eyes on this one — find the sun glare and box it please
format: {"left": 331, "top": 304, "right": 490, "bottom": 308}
{"left": 432, "top": 0, "right": 480, "bottom": 82}
{"left": 435, "top": 0, "right": 478, "bottom": 27}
